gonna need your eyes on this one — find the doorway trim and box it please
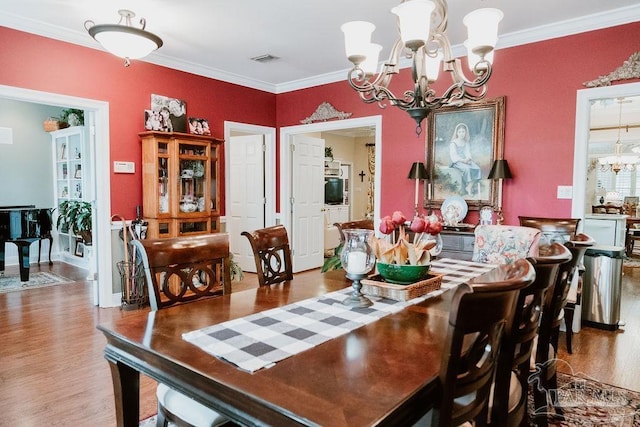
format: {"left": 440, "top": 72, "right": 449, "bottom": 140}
{"left": 0, "top": 84, "right": 113, "bottom": 307}
{"left": 279, "top": 115, "right": 382, "bottom": 252}
{"left": 224, "top": 121, "right": 277, "bottom": 227}
{"left": 572, "top": 82, "right": 640, "bottom": 219}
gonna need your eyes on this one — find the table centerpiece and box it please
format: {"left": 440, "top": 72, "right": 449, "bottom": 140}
{"left": 373, "top": 211, "right": 443, "bottom": 284}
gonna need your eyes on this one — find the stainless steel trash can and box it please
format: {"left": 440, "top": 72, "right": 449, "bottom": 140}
{"left": 581, "top": 245, "right": 625, "bottom": 330}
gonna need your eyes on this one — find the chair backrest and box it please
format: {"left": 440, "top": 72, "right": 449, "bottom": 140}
{"left": 433, "top": 259, "right": 535, "bottom": 426}
{"left": 518, "top": 216, "right": 580, "bottom": 244}
{"left": 472, "top": 225, "right": 541, "bottom": 264}
{"left": 333, "top": 219, "right": 374, "bottom": 242}
{"left": 241, "top": 225, "right": 293, "bottom": 287}
{"left": 538, "top": 233, "right": 596, "bottom": 353}
{"left": 490, "top": 243, "right": 572, "bottom": 425}
{"left": 131, "top": 233, "right": 232, "bottom": 311}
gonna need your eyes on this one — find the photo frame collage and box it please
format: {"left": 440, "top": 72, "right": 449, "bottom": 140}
{"left": 144, "top": 94, "right": 210, "bottom": 135}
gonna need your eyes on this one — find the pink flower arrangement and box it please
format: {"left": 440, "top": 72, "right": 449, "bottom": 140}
{"left": 373, "top": 211, "right": 444, "bottom": 266}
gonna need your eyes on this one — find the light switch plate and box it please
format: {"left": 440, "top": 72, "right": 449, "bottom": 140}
{"left": 114, "top": 161, "right": 135, "bottom": 173}
{"left": 557, "top": 185, "right": 573, "bottom": 199}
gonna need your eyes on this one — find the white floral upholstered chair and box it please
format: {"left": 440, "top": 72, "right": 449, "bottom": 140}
{"left": 472, "top": 225, "right": 541, "bottom": 265}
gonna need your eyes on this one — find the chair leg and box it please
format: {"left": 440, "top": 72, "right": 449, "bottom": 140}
{"left": 156, "top": 403, "right": 168, "bottom": 427}
{"left": 532, "top": 386, "right": 549, "bottom": 427}
{"left": 564, "top": 305, "right": 574, "bottom": 354}
{"left": 47, "top": 236, "right": 53, "bottom": 265}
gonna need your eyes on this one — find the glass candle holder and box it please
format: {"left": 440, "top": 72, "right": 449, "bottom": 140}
{"left": 341, "top": 229, "right": 376, "bottom": 307}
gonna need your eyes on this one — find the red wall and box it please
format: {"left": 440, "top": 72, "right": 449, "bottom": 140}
{"left": 276, "top": 22, "right": 640, "bottom": 224}
{"left": 0, "top": 26, "right": 276, "bottom": 218}
{"left": 1, "top": 22, "right": 639, "bottom": 224}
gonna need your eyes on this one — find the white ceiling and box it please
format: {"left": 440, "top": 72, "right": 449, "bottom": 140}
{"left": 1, "top": 0, "right": 639, "bottom": 95}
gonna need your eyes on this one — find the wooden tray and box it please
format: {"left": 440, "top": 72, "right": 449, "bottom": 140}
{"left": 361, "top": 273, "right": 443, "bottom": 301}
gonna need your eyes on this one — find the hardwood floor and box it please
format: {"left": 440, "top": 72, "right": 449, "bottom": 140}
{"left": 1, "top": 260, "right": 638, "bottom": 425}
{"left": 557, "top": 262, "right": 640, "bottom": 391}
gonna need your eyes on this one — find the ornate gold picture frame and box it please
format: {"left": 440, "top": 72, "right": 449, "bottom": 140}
{"left": 426, "top": 96, "right": 506, "bottom": 210}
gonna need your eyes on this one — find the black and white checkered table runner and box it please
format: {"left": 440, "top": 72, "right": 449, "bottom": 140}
{"left": 183, "top": 258, "right": 495, "bottom": 373}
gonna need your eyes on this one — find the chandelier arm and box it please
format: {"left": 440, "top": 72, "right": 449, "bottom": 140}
{"left": 347, "top": 66, "right": 418, "bottom": 110}
{"left": 342, "top": 0, "right": 501, "bottom": 135}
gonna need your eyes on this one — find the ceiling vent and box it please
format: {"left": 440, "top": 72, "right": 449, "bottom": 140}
{"left": 251, "top": 54, "right": 280, "bottom": 63}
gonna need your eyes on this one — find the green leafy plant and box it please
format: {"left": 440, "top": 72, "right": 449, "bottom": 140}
{"left": 321, "top": 243, "right": 344, "bottom": 272}
{"left": 229, "top": 253, "right": 244, "bottom": 282}
{"left": 55, "top": 200, "right": 92, "bottom": 244}
{"left": 324, "top": 146, "right": 334, "bottom": 160}
{"left": 59, "top": 108, "right": 84, "bottom": 126}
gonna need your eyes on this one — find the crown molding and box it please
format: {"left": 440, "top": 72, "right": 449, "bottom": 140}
{"left": 2, "top": 5, "right": 640, "bottom": 95}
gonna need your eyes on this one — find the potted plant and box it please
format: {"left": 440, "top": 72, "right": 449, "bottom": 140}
{"left": 229, "top": 253, "right": 244, "bottom": 282}
{"left": 324, "top": 146, "right": 334, "bottom": 161}
{"left": 55, "top": 200, "right": 93, "bottom": 245}
{"left": 59, "top": 108, "right": 84, "bottom": 127}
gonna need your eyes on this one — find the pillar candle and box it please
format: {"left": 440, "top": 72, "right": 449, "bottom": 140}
{"left": 346, "top": 251, "right": 368, "bottom": 274}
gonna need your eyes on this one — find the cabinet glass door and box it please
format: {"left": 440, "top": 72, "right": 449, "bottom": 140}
{"left": 158, "top": 141, "right": 170, "bottom": 214}
{"left": 178, "top": 142, "right": 208, "bottom": 214}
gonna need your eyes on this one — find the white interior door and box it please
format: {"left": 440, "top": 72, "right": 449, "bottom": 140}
{"left": 228, "top": 134, "right": 265, "bottom": 272}
{"left": 291, "top": 134, "right": 325, "bottom": 272}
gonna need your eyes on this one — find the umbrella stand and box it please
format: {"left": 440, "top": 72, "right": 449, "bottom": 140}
{"left": 112, "top": 214, "right": 147, "bottom": 310}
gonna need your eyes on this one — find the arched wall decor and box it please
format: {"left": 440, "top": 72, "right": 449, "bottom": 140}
{"left": 300, "top": 102, "right": 352, "bottom": 124}
{"left": 583, "top": 51, "right": 640, "bottom": 87}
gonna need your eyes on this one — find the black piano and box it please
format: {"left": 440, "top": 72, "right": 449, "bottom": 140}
{"left": 0, "top": 206, "right": 53, "bottom": 282}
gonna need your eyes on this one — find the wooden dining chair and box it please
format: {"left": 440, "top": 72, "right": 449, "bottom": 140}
{"left": 333, "top": 218, "right": 374, "bottom": 242}
{"left": 417, "top": 258, "right": 535, "bottom": 427}
{"left": 531, "top": 234, "right": 595, "bottom": 427}
{"left": 132, "top": 233, "right": 232, "bottom": 427}
{"left": 472, "top": 225, "right": 541, "bottom": 265}
{"left": 490, "top": 243, "right": 571, "bottom": 427}
{"left": 241, "top": 224, "right": 293, "bottom": 286}
{"left": 518, "top": 216, "right": 580, "bottom": 244}
{"left": 517, "top": 216, "right": 587, "bottom": 353}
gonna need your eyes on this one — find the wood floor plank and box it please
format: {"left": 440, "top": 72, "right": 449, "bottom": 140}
{"left": 0, "top": 260, "right": 638, "bottom": 425}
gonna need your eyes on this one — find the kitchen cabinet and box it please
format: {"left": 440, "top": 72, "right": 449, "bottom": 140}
{"left": 324, "top": 205, "right": 350, "bottom": 225}
{"left": 583, "top": 214, "right": 627, "bottom": 246}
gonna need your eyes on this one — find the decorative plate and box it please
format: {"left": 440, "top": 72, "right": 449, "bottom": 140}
{"left": 441, "top": 195, "right": 468, "bottom": 223}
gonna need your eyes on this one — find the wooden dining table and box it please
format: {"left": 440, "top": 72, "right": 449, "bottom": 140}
{"left": 98, "top": 268, "right": 465, "bottom": 427}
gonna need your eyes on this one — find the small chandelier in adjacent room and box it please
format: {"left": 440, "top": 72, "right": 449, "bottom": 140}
{"left": 341, "top": 0, "right": 503, "bottom": 135}
{"left": 85, "top": 9, "right": 163, "bottom": 67}
{"left": 598, "top": 98, "right": 638, "bottom": 174}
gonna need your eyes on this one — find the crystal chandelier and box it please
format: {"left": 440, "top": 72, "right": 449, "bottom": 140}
{"left": 598, "top": 98, "right": 638, "bottom": 174}
{"left": 85, "top": 10, "right": 163, "bottom": 67}
{"left": 341, "top": 0, "right": 503, "bottom": 135}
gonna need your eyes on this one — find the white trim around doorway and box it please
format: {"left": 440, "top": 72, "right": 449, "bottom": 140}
{"left": 0, "top": 84, "right": 114, "bottom": 307}
{"left": 279, "top": 115, "right": 382, "bottom": 248}
{"left": 223, "top": 121, "right": 277, "bottom": 228}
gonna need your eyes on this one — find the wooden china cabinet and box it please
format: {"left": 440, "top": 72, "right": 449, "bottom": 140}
{"left": 139, "top": 131, "right": 223, "bottom": 239}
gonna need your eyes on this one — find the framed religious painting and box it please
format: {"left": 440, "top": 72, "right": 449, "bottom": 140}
{"left": 426, "top": 96, "right": 506, "bottom": 210}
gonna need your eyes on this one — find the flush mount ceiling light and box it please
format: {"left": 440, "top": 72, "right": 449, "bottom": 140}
{"left": 342, "top": 0, "right": 502, "bottom": 135}
{"left": 85, "top": 9, "right": 163, "bottom": 67}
